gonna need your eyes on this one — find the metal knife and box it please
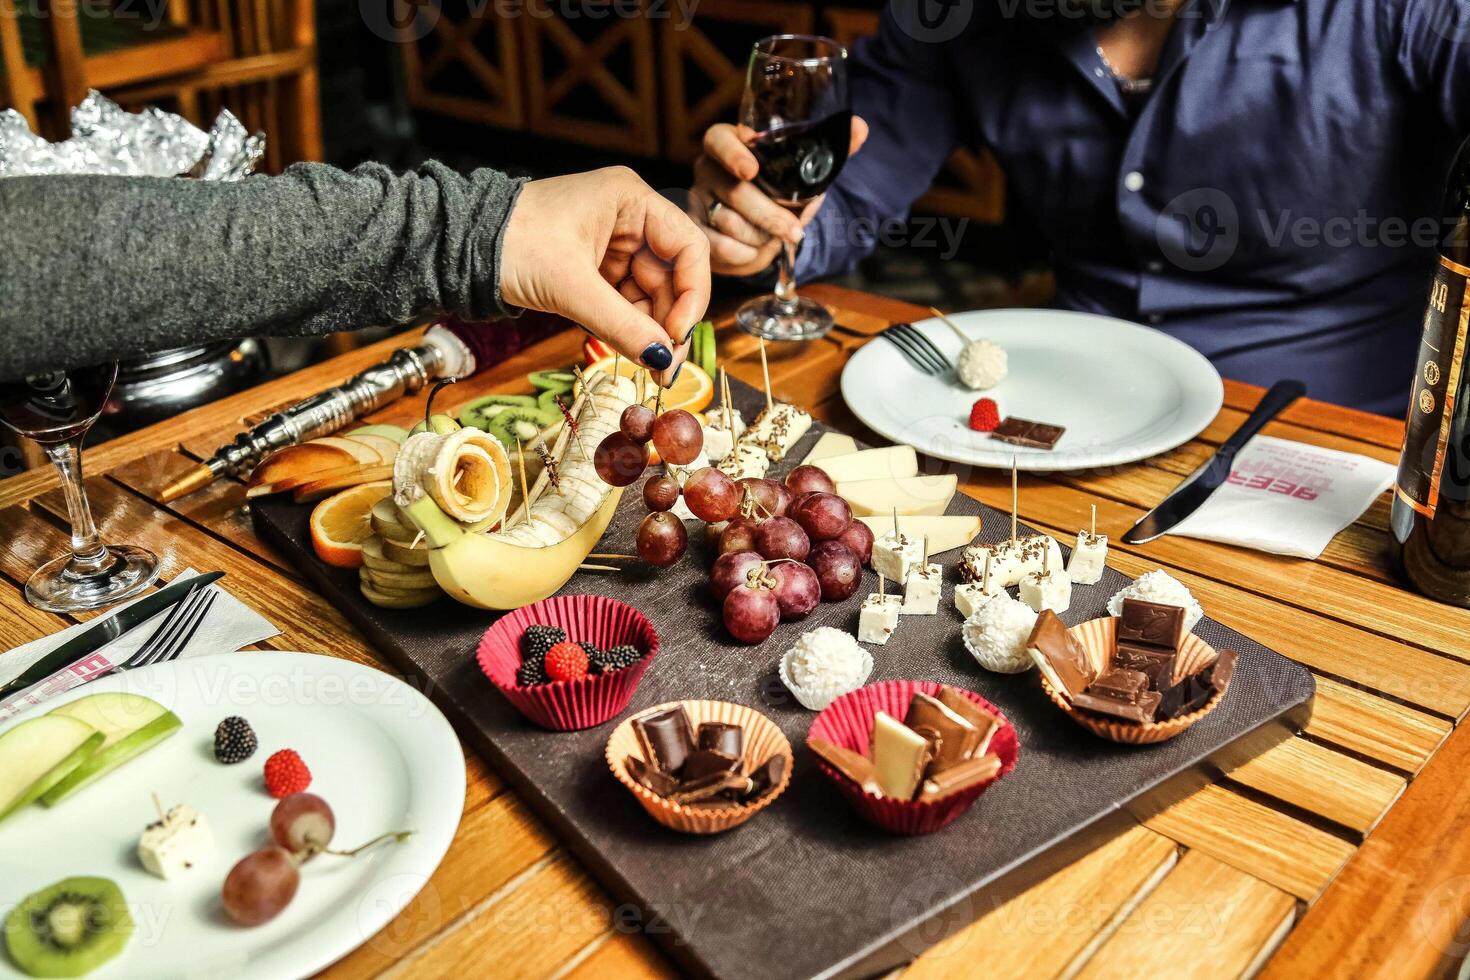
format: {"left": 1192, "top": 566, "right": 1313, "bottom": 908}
{"left": 1122, "top": 380, "right": 1307, "bottom": 544}
{"left": 0, "top": 572, "right": 225, "bottom": 699}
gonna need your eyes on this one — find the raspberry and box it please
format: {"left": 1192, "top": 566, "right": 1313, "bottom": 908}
{"left": 544, "top": 641, "right": 590, "bottom": 682}
{"left": 590, "top": 644, "right": 642, "bottom": 673}
{"left": 264, "top": 749, "right": 312, "bottom": 798}
{"left": 213, "top": 716, "right": 258, "bottom": 765}
{"left": 968, "top": 398, "right": 1000, "bottom": 432}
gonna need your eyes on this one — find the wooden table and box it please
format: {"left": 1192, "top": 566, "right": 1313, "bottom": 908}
{"left": 2, "top": 283, "right": 1468, "bottom": 979}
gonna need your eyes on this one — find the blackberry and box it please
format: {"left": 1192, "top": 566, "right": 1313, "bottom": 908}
{"left": 589, "top": 644, "right": 642, "bottom": 674}
{"left": 213, "top": 716, "right": 258, "bottom": 765}
{"left": 516, "top": 660, "right": 549, "bottom": 687}
{"left": 521, "top": 624, "right": 565, "bottom": 661}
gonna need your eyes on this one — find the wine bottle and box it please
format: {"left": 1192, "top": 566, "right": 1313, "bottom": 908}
{"left": 1390, "top": 139, "right": 1470, "bottom": 606}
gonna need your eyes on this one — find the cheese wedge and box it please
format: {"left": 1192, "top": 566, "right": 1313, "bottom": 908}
{"left": 857, "top": 514, "right": 982, "bottom": 556}
{"left": 837, "top": 474, "right": 958, "bottom": 517}
{"left": 803, "top": 432, "right": 858, "bottom": 464}
{"left": 812, "top": 445, "right": 918, "bottom": 484}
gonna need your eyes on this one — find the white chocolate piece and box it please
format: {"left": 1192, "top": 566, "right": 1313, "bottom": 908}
{"left": 858, "top": 593, "right": 902, "bottom": 645}
{"left": 870, "top": 711, "right": 929, "bottom": 800}
{"left": 954, "top": 581, "right": 1005, "bottom": 619}
{"left": 960, "top": 535, "right": 1063, "bottom": 589}
{"left": 745, "top": 403, "right": 812, "bottom": 462}
{"left": 872, "top": 531, "right": 925, "bottom": 585}
{"left": 901, "top": 563, "right": 942, "bottom": 615}
{"left": 1019, "top": 568, "right": 1071, "bottom": 614}
{"left": 1067, "top": 531, "right": 1108, "bottom": 585}
{"left": 138, "top": 805, "right": 214, "bottom": 880}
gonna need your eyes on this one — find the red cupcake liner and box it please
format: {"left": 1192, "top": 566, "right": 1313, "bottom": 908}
{"left": 477, "top": 594, "right": 658, "bottom": 731}
{"left": 808, "top": 679, "right": 1020, "bottom": 835}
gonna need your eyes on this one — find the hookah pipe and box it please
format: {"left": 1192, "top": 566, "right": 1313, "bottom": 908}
{"left": 159, "top": 317, "right": 551, "bottom": 503}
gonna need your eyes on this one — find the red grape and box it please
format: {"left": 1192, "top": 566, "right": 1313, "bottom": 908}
{"left": 620, "top": 404, "right": 656, "bottom": 443}
{"left": 770, "top": 482, "right": 793, "bottom": 517}
{"left": 770, "top": 561, "right": 821, "bottom": 620}
{"left": 723, "top": 579, "right": 781, "bottom": 644}
{"left": 719, "top": 517, "right": 759, "bottom": 556}
{"left": 222, "top": 846, "right": 300, "bottom": 926}
{"left": 642, "top": 474, "right": 681, "bottom": 512}
{"left": 784, "top": 465, "right": 836, "bottom": 497}
{"left": 737, "top": 478, "right": 784, "bottom": 518}
{"left": 754, "top": 516, "right": 810, "bottom": 562}
{"left": 808, "top": 540, "right": 862, "bottom": 601}
{"left": 270, "top": 793, "right": 335, "bottom": 857}
{"left": 652, "top": 409, "right": 703, "bottom": 465}
{"left": 594, "top": 432, "right": 649, "bottom": 487}
{"left": 683, "top": 467, "right": 740, "bottom": 522}
{"left": 710, "top": 550, "right": 764, "bottom": 602}
{"left": 637, "top": 511, "right": 688, "bottom": 566}
{"left": 790, "top": 492, "right": 853, "bottom": 541}
{"left": 836, "top": 520, "right": 875, "bottom": 565}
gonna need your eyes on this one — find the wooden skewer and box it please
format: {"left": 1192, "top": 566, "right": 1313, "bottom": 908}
{"left": 1042, "top": 544, "right": 1050, "bottom": 577}
{"left": 1010, "top": 455, "right": 1018, "bottom": 545}
{"left": 1090, "top": 503, "right": 1097, "bottom": 539}
{"left": 152, "top": 792, "right": 166, "bottom": 821}
{"left": 892, "top": 506, "right": 900, "bottom": 539}
{"left": 514, "top": 439, "right": 531, "bottom": 528}
{"left": 758, "top": 337, "right": 774, "bottom": 412}
{"left": 579, "top": 563, "right": 622, "bottom": 573}
{"left": 878, "top": 574, "right": 886, "bottom": 599}
{"left": 930, "top": 306, "right": 970, "bottom": 346}
{"left": 922, "top": 535, "right": 929, "bottom": 569}
{"left": 587, "top": 552, "right": 637, "bottom": 560}
{"left": 982, "top": 551, "right": 992, "bottom": 593}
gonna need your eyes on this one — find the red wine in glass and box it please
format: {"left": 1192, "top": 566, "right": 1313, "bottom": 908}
{"left": 747, "top": 110, "right": 853, "bottom": 206}
{"left": 0, "top": 365, "right": 159, "bottom": 612}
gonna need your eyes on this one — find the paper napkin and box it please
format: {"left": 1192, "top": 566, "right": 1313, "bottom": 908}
{"left": 1168, "top": 435, "right": 1395, "bottom": 559}
{"left": 0, "top": 569, "right": 280, "bottom": 721}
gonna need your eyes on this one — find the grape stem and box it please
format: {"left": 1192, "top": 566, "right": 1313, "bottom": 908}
{"left": 301, "top": 830, "right": 415, "bottom": 863}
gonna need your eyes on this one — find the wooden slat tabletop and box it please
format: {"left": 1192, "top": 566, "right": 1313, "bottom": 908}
{"left": 2, "top": 283, "right": 1468, "bottom": 979}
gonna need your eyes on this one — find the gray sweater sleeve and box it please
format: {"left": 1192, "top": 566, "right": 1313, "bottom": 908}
{"left": 0, "top": 161, "right": 525, "bottom": 381}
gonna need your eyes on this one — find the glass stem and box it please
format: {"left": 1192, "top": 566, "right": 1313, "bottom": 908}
{"left": 773, "top": 239, "right": 800, "bottom": 314}
{"left": 44, "top": 438, "right": 111, "bottom": 573}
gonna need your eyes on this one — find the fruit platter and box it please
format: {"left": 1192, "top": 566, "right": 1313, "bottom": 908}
{"left": 0, "top": 653, "right": 463, "bottom": 980}
{"left": 241, "top": 336, "right": 1315, "bottom": 980}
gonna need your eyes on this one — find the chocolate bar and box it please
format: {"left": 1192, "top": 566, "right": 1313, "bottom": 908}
{"left": 744, "top": 754, "right": 788, "bottom": 804}
{"left": 669, "top": 770, "right": 749, "bottom": 806}
{"left": 918, "top": 753, "right": 1002, "bottom": 802}
{"left": 1027, "top": 610, "right": 1094, "bottom": 700}
{"left": 935, "top": 687, "right": 1000, "bottom": 757}
{"left": 1157, "top": 648, "right": 1237, "bottom": 720}
{"left": 680, "top": 748, "right": 741, "bottom": 782}
{"left": 626, "top": 755, "right": 679, "bottom": 797}
{"left": 1211, "top": 649, "right": 1238, "bottom": 694}
{"left": 1118, "top": 598, "right": 1185, "bottom": 650}
{"left": 904, "top": 692, "right": 982, "bottom": 775}
{"left": 633, "top": 707, "right": 695, "bottom": 774}
{"left": 1086, "top": 667, "right": 1150, "bottom": 704}
{"left": 870, "top": 711, "right": 932, "bottom": 800}
{"left": 809, "top": 738, "right": 884, "bottom": 796}
{"left": 1072, "top": 689, "right": 1161, "bottom": 724}
{"left": 696, "top": 721, "right": 744, "bottom": 759}
{"left": 1114, "top": 642, "right": 1176, "bottom": 689}
{"left": 990, "top": 416, "right": 1065, "bottom": 451}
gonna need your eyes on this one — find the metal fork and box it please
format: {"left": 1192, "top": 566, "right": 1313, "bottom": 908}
{"left": 117, "top": 584, "right": 219, "bottom": 673}
{"left": 881, "top": 322, "right": 953, "bottom": 375}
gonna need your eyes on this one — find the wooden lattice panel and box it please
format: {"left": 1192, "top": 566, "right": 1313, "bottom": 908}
{"left": 400, "top": 0, "right": 523, "bottom": 130}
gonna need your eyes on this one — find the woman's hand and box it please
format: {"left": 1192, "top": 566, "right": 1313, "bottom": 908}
{"left": 500, "top": 166, "right": 710, "bottom": 386}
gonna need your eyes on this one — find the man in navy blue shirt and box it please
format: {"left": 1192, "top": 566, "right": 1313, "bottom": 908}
{"left": 688, "top": 0, "right": 1468, "bottom": 415}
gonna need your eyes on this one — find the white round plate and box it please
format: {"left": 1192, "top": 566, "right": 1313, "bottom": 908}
{"left": 840, "top": 309, "right": 1223, "bottom": 471}
{"left": 0, "top": 651, "right": 465, "bottom": 980}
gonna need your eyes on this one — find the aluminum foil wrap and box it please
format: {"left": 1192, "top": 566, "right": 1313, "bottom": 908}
{"left": 0, "top": 90, "right": 264, "bottom": 180}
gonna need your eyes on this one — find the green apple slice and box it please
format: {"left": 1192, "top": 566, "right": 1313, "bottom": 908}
{"left": 0, "top": 716, "right": 103, "bottom": 822}
{"left": 346, "top": 423, "right": 410, "bottom": 445}
{"left": 40, "top": 694, "right": 182, "bottom": 806}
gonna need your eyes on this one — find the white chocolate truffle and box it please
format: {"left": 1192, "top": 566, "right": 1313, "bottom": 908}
{"left": 138, "top": 804, "right": 214, "bottom": 880}
{"left": 858, "top": 593, "right": 902, "bottom": 645}
{"left": 1067, "top": 531, "right": 1108, "bottom": 585}
{"left": 901, "top": 563, "right": 942, "bottom": 615}
{"left": 1019, "top": 568, "right": 1071, "bottom": 614}
{"left": 1107, "top": 569, "right": 1203, "bottom": 630}
{"left": 956, "top": 338, "right": 1008, "bottom": 390}
{"left": 961, "top": 593, "right": 1039, "bottom": 673}
{"left": 780, "top": 626, "right": 874, "bottom": 710}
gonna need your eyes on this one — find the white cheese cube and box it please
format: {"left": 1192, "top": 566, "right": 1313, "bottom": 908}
{"left": 960, "top": 535, "right": 1063, "bottom": 589}
{"left": 1067, "top": 531, "right": 1108, "bottom": 585}
{"left": 746, "top": 403, "right": 813, "bottom": 462}
{"left": 872, "top": 531, "right": 925, "bottom": 585}
{"left": 954, "top": 581, "right": 1005, "bottom": 619}
{"left": 716, "top": 442, "right": 769, "bottom": 480}
{"left": 138, "top": 805, "right": 214, "bottom": 880}
{"left": 858, "top": 593, "right": 902, "bottom": 645}
{"left": 1019, "top": 569, "right": 1071, "bottom": 614}
{"left": 901, "top": 563, "right": 942, "bottom": 615}
{"left": 701, "top": 426, "right": 735, "bottom": 463}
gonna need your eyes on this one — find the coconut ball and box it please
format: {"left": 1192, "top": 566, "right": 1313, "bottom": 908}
{"left": 781, "top": 626, "right": 873, "bottom": 710}
{"left": 961, "top": 593, "right": 1039, "bottom": 674}
{"left": 956, "top": 339, "right": 1008, "bottom": 390}
{"left": 1107, "top": 569, "right": 1204, "bottom": 631}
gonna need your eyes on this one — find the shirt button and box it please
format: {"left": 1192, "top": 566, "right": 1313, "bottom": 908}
{"left": 1147, "top": 313, "right": 1164, "bottom": 325}
{"left": 1124, "top": 171, "right": 1145, "bottom": 192}
{"left": 1146, "top": 260, "right": 1163, "bottom": 273}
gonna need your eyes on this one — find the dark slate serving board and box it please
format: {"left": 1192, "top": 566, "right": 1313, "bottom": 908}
{"left": 252, "top": 378, "right": 1314, "bottom": 980}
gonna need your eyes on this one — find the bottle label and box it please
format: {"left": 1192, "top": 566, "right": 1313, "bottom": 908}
{"left": 1396, "top": 254, "right": 1470, "bottom": 519}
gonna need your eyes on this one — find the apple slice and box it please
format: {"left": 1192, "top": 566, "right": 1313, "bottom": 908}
{"left": 292, "top": 464, "right": 395, "bottom": 503}
{"left": 346, "top": 433, "right": 401, "bottom": 464}
{"left": 0, "top": 716, "right": 103, "bottom": 822}
{"left": 362, "top": 537, "right": 427, "bottom": 573}
{"left": 41, "top": 693, "right": 182, "bottom": 806}
{"left": 347, "top": 423, "right": 410, "bottom": 445}
{"left": 245, "top": 444, "right": 357, "bottom": 497}
{"left": 312, "top": 436, "right": 383, "bottom": 465}
{"left": 370, "top": 498, "right": 418, "bottom": 543}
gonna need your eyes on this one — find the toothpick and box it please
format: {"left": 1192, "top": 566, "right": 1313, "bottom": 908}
{"left": 515, "top": 439, "right": 531, "bottom": 527}
{"left": 1043, "top": 545, "right": 1050, "bottom": 577}
{"left": 878, "top": 574, "right": 886, "bottom": 599}
{"left": 922, "top": 535, "right": 929, "bottom": 568}
{"left": 612, "top": 351, "right": 620, "bottom": 379}
{"left": 411, "top": 530, "right": 426, "bottom": 550}
{"left": 152, "top": 792, "right": 165, "bottom": 821}
{"left": 1090, "top": 503, "right": 1097, "bottom": 538}
{"left": 982, "top": 551, "right": 992, "bottom": 593}
{"left": 579, "top": 563, "right": 622, "bottom": 573}
{"left": 892, "top": 506, "right": 900, "bottom": 539}
{"left": 722, "top": 369, "right": 734, "bottom": 438}
{"left": 587, "top": 552, "right": 637, "bottom": 560}
{"left": 930, "top": 306, "right": 971, "bottom": 346}
{"left": 1010, "top": 455, "right": 1018, "bottom": 545}
{"left": 654, "top": 386, "right": 663, "bottom": 417}
{"left": 758, "top": 337, "right": 774, "bottom": 412}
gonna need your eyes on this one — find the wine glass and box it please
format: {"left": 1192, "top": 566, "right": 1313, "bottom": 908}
{"left": 735, "top": 34, "right": 852, "bottom": 342}
{"left": 0, "top": 364, "right": 160, "bottom": 612}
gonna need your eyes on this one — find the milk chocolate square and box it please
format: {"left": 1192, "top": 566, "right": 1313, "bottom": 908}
{"left": 936, "top": 687, "right": 1001, "bottom": 757}
{"left": 1115, "top": 643, "right": 1176, "bottom": 689}
{"left": 1086, "top": 667, "right": 1149, "bottom": 704}
{"left": 1027, "top": 611, "right": 1094, "bottom": 700}
{"left": 1118, "top": 598, "right": 1185, "bottom": 651}
{"left": 633, "top": 706, "right": 695, "bottom": 774}
{"left": 918, "top": 753, "right": 1002, "bottom": 802}
{"left": 809, "top": 738, "right": 883, "bottom": 796}
{"left": 1073, "top": 689, "right": 1161, "bottom": 724}
{"left": 904, "top": 692, "right": 982, "bottom": 775}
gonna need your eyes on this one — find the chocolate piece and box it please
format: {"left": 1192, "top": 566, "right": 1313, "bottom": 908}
{"left": 1027, "top": 611, "right": 1095, "bottom": 700}
{"left": 990, "top": 416, "right": 1066, "bottom": 451}
{"left": 696, "top": 721, "right": 744, "bottom": 759}
{"left": 870, "top": 711, "right": 932, "bottom": 801}
{"left": 669, "top": 770, "right": 749, "bottom": 806}
{"left": 1155, "top": 671, "right": 1214, "bottom": 721}
{"left": 935, "top": 687, "right": 1001, "bottom": 757}
{"left": 918, "top": 753, "right": 1002, "bottom": 802}
{"left": 1118, "top": 598, "right": 1185, "bottom": 651}
{"left": 1115, "top": 642, "right": 1176, "bottom": 689}
{"left": 809, "top": 738, "right": 884, "bottom": 796}
{"left": 633, "top": 707, "right": 695, "bottom": 774}
{"left": 1086, "top": 667, "right": 1150, "bottom": 703}
{"left": 904, "top": 692, "right": 981, "bottom": 775}
{"left": 1072, "top": 689, "right": 1161, "bottom": 724}
{"left": 680, "top": 748, "right": 741, "bottom": 782}
{"left": 1210, "top": 649, "right": 1238, "bottom": 694}
{"left": 743, "top": 754, "right": 788, "bottom": 804}
{"left": 626, "top": 755, "right": 679, "bottom": 797}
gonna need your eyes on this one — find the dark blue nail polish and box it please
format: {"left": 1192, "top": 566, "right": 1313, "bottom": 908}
{"left": 682, "top": 323, "right": 697, "bottom": 345}
{"left": 641, "top": 343, "right": 673, "bottom": 371}
{"left": 670, "top": 362, "right": 684, "bottom": 385}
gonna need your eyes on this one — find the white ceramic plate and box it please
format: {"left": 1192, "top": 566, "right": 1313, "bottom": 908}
{"left": 0, "top": 651, "right": 465, "bottom": 980}
{"left": 840, "top": 309, "right": 1224, "bottom": 472}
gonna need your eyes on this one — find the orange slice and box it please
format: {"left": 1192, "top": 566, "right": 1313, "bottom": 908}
{"left": 310, "top": 480, "right": 392, "bottom": 569}
{"left": 585, "top": 356, "right": 714, "bottom": 415}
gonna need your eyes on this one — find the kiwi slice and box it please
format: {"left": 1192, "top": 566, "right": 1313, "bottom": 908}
{"left": 527, "top": 369, "right": 576, "bottom": 393}
{"left": 536, "top": 388, "right": 571, "bottom": 418}
{"left": 487, "top": 406, "right": 559, "bottom": 447}
{"left": 5, "top": 876, "right": 133, "bottom": 978}
{"left": 459, "top": 394, "right": 537, "bottom": 432}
